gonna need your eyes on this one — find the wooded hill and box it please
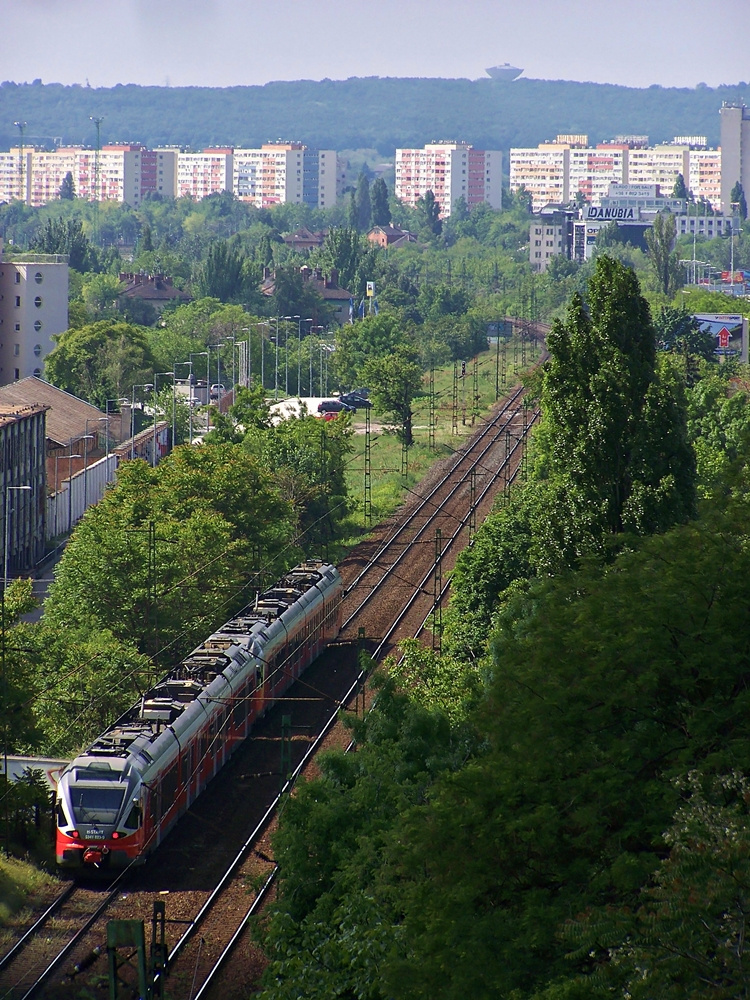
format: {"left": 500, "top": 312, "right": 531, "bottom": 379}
{"left": 1, "top": 76, "right": 748, "bottom": 155}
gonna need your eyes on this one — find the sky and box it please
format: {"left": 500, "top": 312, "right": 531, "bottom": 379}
{"left": 2, "top": 0, "right": 748, "bottom": 91}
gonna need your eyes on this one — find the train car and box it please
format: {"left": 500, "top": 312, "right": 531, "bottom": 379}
{"left": 55, "top": 560, "right": 343, "bottom": 871}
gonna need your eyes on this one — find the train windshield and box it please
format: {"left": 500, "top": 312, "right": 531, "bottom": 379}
{"left": 70, "top": 786, "right": 126, "bottom": 825}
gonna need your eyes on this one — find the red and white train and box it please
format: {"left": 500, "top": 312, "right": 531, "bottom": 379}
{"left": 56, "top": 560, "right": 343, "bottom": 870}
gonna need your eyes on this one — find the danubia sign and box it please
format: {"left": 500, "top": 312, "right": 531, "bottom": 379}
{"left": 585, "top": 206, "right": 637, "bottom": 221}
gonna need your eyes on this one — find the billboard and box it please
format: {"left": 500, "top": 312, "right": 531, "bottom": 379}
{"left": 693, "top": 314, "right": 748, "bottom": 362}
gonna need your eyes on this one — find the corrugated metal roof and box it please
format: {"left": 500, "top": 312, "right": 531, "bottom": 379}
{"left": 0, "top": 377, "right": 108, "bottom": 448}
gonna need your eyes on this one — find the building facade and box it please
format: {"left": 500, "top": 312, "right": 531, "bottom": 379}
{"left": 0, "top": 403, "right": 47, "bottom": 572}
{"left": 395, "top": 142, "right": 502, "bottom": 218}
{"left": 511, "top": 137, "right": 722, "bottom": 211}
{"left": 0, "top": 243, "right": 69, "bottom": 386}
{"left": 720, "top": 103, "right": 750, "bottom": 214}
{"left": 233, "top": 143, "right": 337, "bottom": 209}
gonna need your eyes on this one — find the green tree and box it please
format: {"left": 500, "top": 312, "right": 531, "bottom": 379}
{"left": 29, "top": 217, "right": 96, "bottom": 272}
{"left": 333, "top": 313, "right": 411, "bottom": 391}
{"left": 81, "top": 273, "right": 124, "bottom": 317}
{"left": 58, "top": 171, "right": 75, "bottom": 200}
{"left": 654, "top": 304, "right": 715, "bottom": 360}
{"left": 43, "top": 446, "right": 293, "bottom": 670}
{"left": 671, "top": 172, "right": 689, "bottom": 200}
{"left": 194, "top": 239, "right": 247, "bottom": 302}
{"left": 362, "top": 346, "right": 423, "bottom": 446}
{"left": 243, "top": 411, "right": 352, "bottom": 548}
{"left": 370, "top": 177, "right": 391, "bottom": 227}
{"left": 415, "top": 190, "right": 442, "bottom": 236}
{"left": 645, "top": 211, "right": 682, "bottom": 295}
{"left": 355, "top": 172, "right": 372, "bottom": 231}
{"left": 730, "top": 180, "right": 748, "bottom": 220}
{"left": 540, "top": 254, "right": 695, "bottom": 537}
{"left": 44, "top": 319, "right": 155, "bottom": 405}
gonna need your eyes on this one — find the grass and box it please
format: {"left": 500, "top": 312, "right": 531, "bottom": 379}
{"left": 341, "top": 338, "right": 538, "bottom": 532}
{"left": 0, "top": 854, "right": 60, "bottom": 932}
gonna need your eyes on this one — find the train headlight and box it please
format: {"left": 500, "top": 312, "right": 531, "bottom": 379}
{"left": 112, "top": 831, "right": 120, "bottom": 839}
{"left": 70, "top": 830, "right": 80, "bottom": 839}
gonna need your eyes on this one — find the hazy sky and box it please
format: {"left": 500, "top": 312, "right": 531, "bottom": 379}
{"left": 3, "top": 0, "right": 748, "bottom": 90}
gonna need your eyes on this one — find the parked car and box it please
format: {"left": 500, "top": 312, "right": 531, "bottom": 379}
{"left": 340, "top": 391, "right": 372, "bottom": 410}
{"left": 209, "top": 383, "right": 226, "bottom": 401}
{"left": 317, "top": 399, "right": 354, "bottom": 414}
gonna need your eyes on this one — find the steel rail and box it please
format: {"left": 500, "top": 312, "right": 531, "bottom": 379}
{"left": 343, "top": 384, "right": 526, "bottom": 602}
{"left": 11, "top": 886, "right": 120, "bottom": 1000}
{"left": 342, "top": 389, "right": 529, "bottom": 630}
{"left": 0, "top": 885, "right": 76, "bottom": 973}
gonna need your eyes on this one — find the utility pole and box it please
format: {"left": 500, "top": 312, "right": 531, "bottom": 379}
{"left": 363, "top": 408, "right": 372, "bottom": 527}
{"left": 13, "top": 122, "right": 26, "bottom": 203}
{"left": 89, "top": 116, "right": 104, "bottom": 244}
{"left": 429, "top": 367, "right": 436, "bottom": 450}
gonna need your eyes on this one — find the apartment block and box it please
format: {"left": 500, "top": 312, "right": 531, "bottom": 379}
{"left": 395, "top": 142, "right": 502, "bottom": 218}
{"left": 0, "top": 241, "right": 69, "bottom": 385}
{"left": 233, "top": 143, "right": 337, "bottom": 209}
{"left": 176, "top": 148, "right": 233, "bottom": 200}
{"left": 0, "top": 149, "right": 32, "bottom": 204}
{"left": 509, "top": 144, "right": 570, "bottom": 210}
{"left": 511, "top": 138, "right": 722, "bottom": 211}
{"left": 720, "top": 103, "right": 750, "bottom": 213}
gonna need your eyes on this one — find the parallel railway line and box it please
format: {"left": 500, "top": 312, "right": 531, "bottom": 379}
{"left": 1, "top": 346, "right": 546, "bottom": 999}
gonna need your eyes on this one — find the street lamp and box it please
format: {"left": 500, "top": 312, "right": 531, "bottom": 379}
{"left": 174, "top": 361, "right": 193, "bottom": 444}
{"left": 222, "top": 335, "right": 237, "bottom": 394}
{"left": 2, "top": 482, "right": 31, "bottom": 857}
{"left": 131, "top": 384, "right": 154, "bottom": 460}
{"left": 80, "top": 432, "right": 95, "bottom": 511}
{"left": 283, "top": 317, "right": 293, "bottom": 396}
{"left": 190, "top": 352, "right": 209, "bottom": 435}
{"left": 273, "top": 317, "right": 280, "bottom": 400}
{"left": 105, "top": 398, "right": 128, "bottom": 469}
{"left": 240, "top": 328, "right": 252, "bottom": 386}
{"left": 258, "top": 322, "right": 269, "bottom": 391}
{"left": 300, "top": 317, "right": 311, "bottom": 395}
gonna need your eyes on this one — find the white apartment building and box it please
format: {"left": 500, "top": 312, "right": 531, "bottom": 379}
{"left": 233, "top": 143, "right": 337, "bottom": 209}
{"left": 568, "top": 146, "right": 627, "bottom": 204}
{"left": 176, "top": 149, "right": 234, "bottom": 200}
{"left": 1, "top": 146, "right": 177, "bottom": 208}
{"left": 0, "top": 150, "right": 32, "bottom": 204}
{"left": 395, "top": 142, "right": 502, "bottom": 218}
{"left": 511, "top": 139, "right": 722, "bottom": 211}
{"left": 0, "top": 241, "right": 69, "bottom": 385}
{"left": 509, "top": 144, "right": 570, "bottom": 210}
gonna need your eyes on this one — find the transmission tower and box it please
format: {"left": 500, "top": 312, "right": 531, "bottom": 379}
{"left": 13, "top": 121, "right": 26, "bottom": 202}
{"left": 89, "top": 115, "right": 104, "bottom": 243}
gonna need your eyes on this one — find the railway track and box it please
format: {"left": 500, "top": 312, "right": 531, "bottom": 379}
{"left": 339, "top": 383, "right": 536, "bottom": 653}
{"left": 1, "top": 363, "right": 545, "bottom": 1000}
{"left": 0, "top": 884, "right": 119, "bottom": 1000}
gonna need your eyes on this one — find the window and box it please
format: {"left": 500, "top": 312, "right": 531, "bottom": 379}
{"left": 34, "top": 272, "right": 43, "bottom": 284}
{"left": 34, "top": 321, "right": 42, "bottom": 333}
{"left": 33, "top": 367, "right": 42, "bottom": 377}
{"left": 14, "top": 273, "right": 20, "bottom": 284}
{"left": 14, "top": 296, "right": 20, "bottom": 307}
{"left": 13, "top": 344, "right": 19, "bottom": 356}
{"left": 33, "top": 343, "right": 42, "bottom": 355}
{"left": 14, "top": 324, "right": 20, "bottom": 332}
{"left": 34, "top": 296, "right": 42, "bottom": 308}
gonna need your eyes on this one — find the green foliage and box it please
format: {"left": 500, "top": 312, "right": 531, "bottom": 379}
{"left": 44, "top": 319, "right": 155, "bottom": 405}
{"left": 567, "top": 770, "right": 750, "bottom": 999}
{"left": 370, "top": 177, "right": 391, "bottom": 226}
{"left": 361, "top": 346, "right": 424, "bottom": 446}
{"left": 416, "top": 189, "right": 442, "bottom": 236}
{"left": 58, "top": 171, "right": 75, "bottom": 201}
{"left": 243, "top": 412, "right": 353, "bottom": 548}
{"left": 730, "top": 180, "right": 748, "bottom": 220}
{"left": 332, "top": 313, "right": 410, "bottom": 389}
{"left": 671, "top": 171, "right": 688, "bottom": 200}
{"left": 194, "top": 239, "right": 248, "bottom": 302}
{"left": 29, "top": 217, "right": 97, "bottom": 272}
{"left": 354, "top": 172, "right": 372, "bottom": 231}
{"left": 42, "top": 447, "right": 293, "bottom": 673}
{"left": 645, "top": 212, "right": 682, "bottom": 296}
{"left": 654, "top": 304, "right": 715, "bottom": 360}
